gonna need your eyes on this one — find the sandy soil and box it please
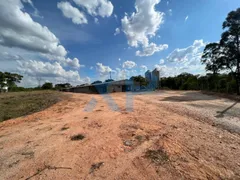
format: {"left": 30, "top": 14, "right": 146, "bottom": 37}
{"left": 0, "top": 91, "right": 240, "bottom": 180}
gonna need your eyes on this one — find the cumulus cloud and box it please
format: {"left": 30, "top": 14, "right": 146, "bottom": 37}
{"left": 42, "top": 54, "right": 84, "bottom": 69}
{"left": 156, "top": 39, "right": 207, "bottom": 77}
{"left": 122, "top": 60, "right": 137, "bottom": 69}
{"left": 136, "top": 43, "right": 168, "bottom": 57}
{"left": 115, "top": 68, "right": 129, "bottom": 80}
{"left": 121, "top": 0, "right": 167, "bottom": 56}
{"left": 114, "top": 28, "right": 120, "bottom": 36}
{"left": 73, "top": 0, "right": 113, "bottom": 18}
{"left": 94, "top": 17, "right": 99, "bottom": 24}
{"left": 140, "top": 65, "right": 148, "bottom": 72}
{"left": 96, "top": 62, "right": 112, "bottom": 77}
{"left": 167, "top": 39, "right": 205, "bottom": 63}
{"left": 57, "top": 1, "right": 87, "bottom": 25}
{"left": 159, "top": 59, "right": 164, "bottom": 64}
{"left": 17, "top": 60, "right": 81, "bottom": 82}
{"left": 0, "top": 52, "right": 24, "bottom": 61}
{"left": 185, "top": 16, "right": 189, "bottom": 22}
{"left": 22, "top": 0, "right": 42, "bottom": 18}
{"left": 121, "top": 0, "right": 164, "bottom": 47}
{"left": 168, "top": 9, "right": 172, "bottom": 16}
{"left": 0, "top": 0, "right": 67, "bottom": 57}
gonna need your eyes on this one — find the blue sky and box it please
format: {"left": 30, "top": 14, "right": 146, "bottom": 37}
{"left": 0, "top": 0, "right": 240, "bottom": 87}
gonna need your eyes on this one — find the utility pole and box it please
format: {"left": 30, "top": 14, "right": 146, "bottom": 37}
{"left": 109, "top": 71, "right": 112, "bottom": 79}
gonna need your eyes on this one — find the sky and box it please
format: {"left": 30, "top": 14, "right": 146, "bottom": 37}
{"left": 0, "top": 0, "right": 240, "bottom": 87}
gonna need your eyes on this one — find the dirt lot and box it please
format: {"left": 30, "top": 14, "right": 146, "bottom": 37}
{"left": 0, "top": 91, "right": 240, "bottom": 179}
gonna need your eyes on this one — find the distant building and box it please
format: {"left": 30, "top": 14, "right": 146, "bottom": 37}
{"left": 145, "top": 69, "right": 160, "bottom": 89}
{"left": 0, "top": 79, "right": 8, "bottom": 93}
{"left": 145, "top": 70, "right": 152, "bottom": 82}
{"left": 64, "top": 80, "right": 140, "bottom": 94}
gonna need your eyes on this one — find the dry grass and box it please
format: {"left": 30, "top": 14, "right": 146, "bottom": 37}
{"left": 0, "top": 90, "right": 69, "bottom": 122}
{"left": 70, "top": 134, "right": 85, "bottom": 141}
{"left": 145, "top": 148, "right": 169, "bottom": 165}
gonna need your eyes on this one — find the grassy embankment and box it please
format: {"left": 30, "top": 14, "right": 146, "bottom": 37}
{"left": 0, "top": 91, "right": 69, "bottom": 122}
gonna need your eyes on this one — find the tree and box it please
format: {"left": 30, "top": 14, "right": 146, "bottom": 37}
{"left": 130, "top": 76, "right": 148, "bottom": 86}
{"left": 201, "top": 43, "right": 223, "bottom": 74}
{"left": 41, "top": 82, "right": 53, "bottom": 89}
{"left": 220, "top": 8, "right": 240, "bottom": 95}
{"left": 91, "top": 80, "right": 102, "bottom": 85}
{"left": 55, "top": 83, "right": 71, "bottom": 89}
{"left": 201, "top": 8, "right": 240, "bottom": 95}
{"left": 0, "top": 71, "right": 23, "bottom": 88}
{"left": 105, "top": 79, "right": 114, "bottom": 82}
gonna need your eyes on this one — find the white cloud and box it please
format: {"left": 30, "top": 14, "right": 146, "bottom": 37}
{"left": 22, "top": 0, "right": 42, "bottom": 18}
{"left": 167, "top": 1, "right": 169, "bottom": 6}
{"left": 118, "top": 58, "right": 121, "bottom": 61}
{"left": 121, "top": 0, "right": 166, "bottom": 56}
{"left": 73, "top": 0, "right": 114, "bottom": 18}
{"left": 57, "top": 1, "right": 88, "bottom": 25}
{"left": 167, "top": 39, "right": 205, "bottom": 63}
{"left": 159, "top": 59, "right": 164, "bottom": 64}
{"left": 96, "top": 62, "right": 112, "bottom": 77}
{"left": 140, "top": 65, "right": 148, "bottom": 72}
{"left": 0, "top": 0, "right": 67, "bottom": 57}
{"left": 114, "top": 28, "right": 120, "bottom": 36}
{"left": 185, "top": 16, "right": 189, "bottom": 21}
{"left": 17, "top": 60, "right": 81, "bottom": 82}
{"left": 0, "top": 52, "right": 24, "bottom": 61}
{"left": 121, "top": 0, "right": 164, "bottom": 47}
{"left": 90, "top": 66, "right": 94, "bottom": 70}
{"left": 114, "top": 14, "right": 118, "bottom": 20}
{"left": 94, "top": 17, "right": 99, "bottom": 24}
{"left": 136, "top": 43, "right": 168, "bottom": 57}
{"left": 17, "top": 59, "right": 91, "bottom": 87}
{"left": 122, "top": 60, "right": 137, "bottom": 69}
{"left": 168, "top": 9, "right": 172, "bottom": 16}
{"left": 156, "top": 39, "right": 207, "bottom": 77}
{"left": 42, "top": 55, "right": 84, "bottom": 69}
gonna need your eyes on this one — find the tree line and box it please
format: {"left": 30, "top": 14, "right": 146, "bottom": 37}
{"left": 160, "top": 72, "right": 237, "bottom": 94}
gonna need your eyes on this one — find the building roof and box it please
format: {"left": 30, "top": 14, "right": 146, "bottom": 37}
{"left": 70, "top": 79, "right": 138, "bottom": 90}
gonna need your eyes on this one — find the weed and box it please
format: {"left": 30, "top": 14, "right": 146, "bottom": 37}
{"left": 145, "top": 148, "right": 169, "bottom": 165}
{"left": 71, "top": 134, "right": 85, "bottom": 141}
{"left": 89, "top": 162, "right": 104, "bottom": 174}
{"left": 61, "top": 127, "right": 69, "bottom": 131}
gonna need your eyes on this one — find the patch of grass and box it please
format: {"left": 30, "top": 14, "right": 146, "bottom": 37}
{"left": 21, "top": 151, "right": 34, "bottom": 159}
{"left": 0, "top": 91, "right": 69, "bottom": 122}
{"left": 61, "top": 127, "right": 69, "bottom": 131}
{"left": 145, "top": 148, "right": 169, "bottom": 165}
{"left": 89, "top": 162, "right": 104, "bottom": 174}
{"left": 71, "top": 134, "right": 85, "bottom": 141}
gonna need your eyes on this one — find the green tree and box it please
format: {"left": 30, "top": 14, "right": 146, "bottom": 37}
{"left": 91, "top": 80, "right": 102, "bottom": 85}
{"left": 201, "top": 43, "right": 223, "bottom": 74}
{"left": 105, "top": 79, "right": 114, "bottom": 82}
{"left": 0, "top": 71, "right": 23, "bottom": 89}
{"left": 130, "top": 76, "right": 148, "bottom": 86}
{"left": 220, "top": 8, "right": 240, "bottom": 95}
{"left": 41, "top": 82, "right": 53, "bottom": 89}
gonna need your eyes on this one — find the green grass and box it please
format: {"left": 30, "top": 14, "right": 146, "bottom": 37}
{"left": 0, "top": 90, "right": 69, "bottom": 122}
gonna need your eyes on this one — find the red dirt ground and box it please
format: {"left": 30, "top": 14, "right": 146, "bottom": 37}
{"left": 0, "top": 91, "right": 240, "bottom": 179}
